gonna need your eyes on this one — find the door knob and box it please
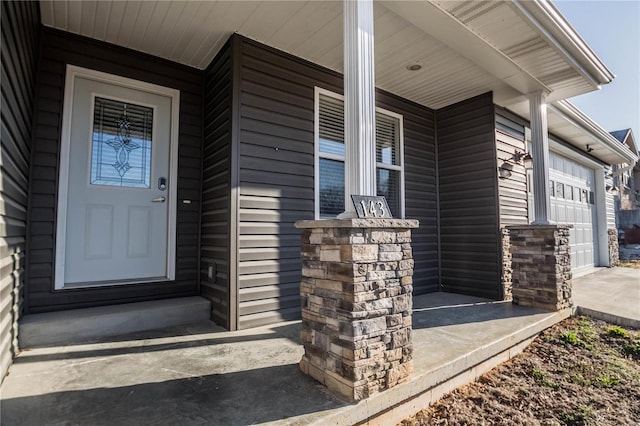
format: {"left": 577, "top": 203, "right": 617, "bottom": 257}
{"left": 152, "top": 197, "right": 166, "bottom": 203}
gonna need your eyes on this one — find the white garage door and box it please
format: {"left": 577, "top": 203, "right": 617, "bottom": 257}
{"left": 549, "top": 152, "right": 598, "bottom": 275}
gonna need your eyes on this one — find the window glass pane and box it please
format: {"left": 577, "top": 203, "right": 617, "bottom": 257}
{"left": 318, "top": 95, "right": 344, "bottom": 157}
{"left": 319, "top": 139, "right": 344, "bottom": 157}
{"left": 376, "top": 113, "right": 399, "bottom": 165}
{"left": 377, "top": 168, "right": 400, "bottom": 217}
{"left": 555, "top": 182, "right": 564, "bottom": 199}
{"left": 91, "top": 97, "right": 152, "bottom": 188}
{"left": 566, "top": 185, "right": 573, "bottom": 201}
{"left": 319, "top": 158, "right": 344, "bottom": 218}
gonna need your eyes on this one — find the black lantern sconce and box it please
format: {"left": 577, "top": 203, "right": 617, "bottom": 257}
{"left": 605, "top": 184, "right": 619, "bottom": 195}
{"left": 498, "top": 150, "right": 533, "bottom": 179}
{"left": 498, "top": 162, "right": 514, "bottom": 179}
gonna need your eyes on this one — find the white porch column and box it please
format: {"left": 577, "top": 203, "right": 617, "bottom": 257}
{"left": 341, "top": 0, "right": 377, "bottom": 218}
{"left": 529, "top": 92, "right": 552, "bottom": 225}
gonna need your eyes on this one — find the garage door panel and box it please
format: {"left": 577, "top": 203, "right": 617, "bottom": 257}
{"left": 548, "top": 152, "right": 598, "bottom": 274}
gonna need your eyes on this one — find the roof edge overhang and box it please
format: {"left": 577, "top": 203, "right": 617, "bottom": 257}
{"left": 549, "top": 100, "right": 638, "bottom": 165}
{"left": 511, "top": 0, "right": 615, "bottom": 89}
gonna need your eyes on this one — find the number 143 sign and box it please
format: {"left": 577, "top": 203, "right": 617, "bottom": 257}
{"left": 351, "top": 195, "right": 392, "bottom": 219}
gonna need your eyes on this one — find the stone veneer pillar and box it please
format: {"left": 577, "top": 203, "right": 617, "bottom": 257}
{"left": 608, "top": 228, "right": 619, "bottom": 267}
{"left": 294, "top": 218, "right": 419, "bottom": 402}
{"left": 507, "top": 225, "right": 572, "bottom": 311}
{"left": 500, "top": 228, "right": 513, "bottom": 301}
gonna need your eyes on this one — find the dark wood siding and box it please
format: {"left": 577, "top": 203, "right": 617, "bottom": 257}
{"left": 436, "top": 93, "right": 502, "bottom": 299}
{"left": 201, "top": 42, "right": 232, "bottom": 328}
{"left": 26, "top": 28, "right": 203, "bottom": 313}
{"left": 376, "top": 93, "right": 438, "bottom": 295}
{"left": 233, "top": 36, "right": 437, "bottom": 329}
{"left": 1, "top": 1, "right": 40, "bottom": 379}
{"left": 496, "top": 109, "right": 528, "bottom": 226}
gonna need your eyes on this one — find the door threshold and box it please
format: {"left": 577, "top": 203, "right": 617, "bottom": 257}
{"left": 62, "top": 277, "right": 169, "bottom": 289}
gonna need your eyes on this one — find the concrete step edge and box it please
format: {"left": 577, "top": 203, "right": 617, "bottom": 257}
{"left": 313, "top": 308, "right": 571, "bottom": 426}
{"left": 19, "top": 296, "right": 211, "bottom": 348}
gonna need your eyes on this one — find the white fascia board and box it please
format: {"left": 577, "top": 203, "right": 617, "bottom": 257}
{"left": 380, "top": 0, "right": 549, "bottom": 96}
{"left": 549, "top": 100, "right": 639, "bottom": 165}
{"left": 511, "top": 0, "right": 615, "bottom": 86}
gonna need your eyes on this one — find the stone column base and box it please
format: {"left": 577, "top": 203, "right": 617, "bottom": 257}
{"left": 295, "top": 219, "right": 419, "bottom": 402}
{"left": 507, "top": 224, "right": 572, "bottom": 311}
{"left": 608, "top": 228, "right": 619, "bottom": 267}
{"left": 501, "top": 228, "right": 513, "bottom": 301}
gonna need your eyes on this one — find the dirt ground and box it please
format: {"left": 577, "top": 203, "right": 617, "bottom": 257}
{"left": 401, "top": 317, "right": 640, "bottom": 425}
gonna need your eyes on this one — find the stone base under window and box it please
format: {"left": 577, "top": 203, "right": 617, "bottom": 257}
{"left": 295, "top": 218, "right": 418, "bottom": 402}
{"left": 507, "top": 224, "right": 572, "bottom": 311}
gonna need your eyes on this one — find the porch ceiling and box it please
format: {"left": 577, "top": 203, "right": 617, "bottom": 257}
{"left": 39, "top": 0, "right": 604, "bottom": 111}
{"left": 41, "top": 0, "right": 631, "bottom": 164}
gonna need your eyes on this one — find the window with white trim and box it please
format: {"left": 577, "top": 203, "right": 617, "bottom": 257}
{"left": 315, "top": 88, "right": 404, "bottom": 219}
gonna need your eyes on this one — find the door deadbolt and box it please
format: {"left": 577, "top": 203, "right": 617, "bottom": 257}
{"left": 158, "top": 177, "right": 167, "bottom": 191}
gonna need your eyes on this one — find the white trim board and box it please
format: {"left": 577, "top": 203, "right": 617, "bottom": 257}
{"left": 54, "top": 65, "right": 180, "bottom": 290}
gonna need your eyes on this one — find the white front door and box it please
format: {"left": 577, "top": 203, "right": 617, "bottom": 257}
{"left": 56, "top": 67, "right": 179, "bottom": 288}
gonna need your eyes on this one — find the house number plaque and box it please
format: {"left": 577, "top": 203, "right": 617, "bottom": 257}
{"left": 351, "top": 195, "right": 392, "bottom": 219}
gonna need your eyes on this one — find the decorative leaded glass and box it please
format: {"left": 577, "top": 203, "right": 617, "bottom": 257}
{"left": 90, "top": 97, "right": 153, "bottom": 188}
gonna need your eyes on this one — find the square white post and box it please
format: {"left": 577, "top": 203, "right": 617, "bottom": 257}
{"left": 340, "top": 0, "right": 377, "bottom": 218}
{"left": 529, "top": 92, "right": 552, "bottom": 225}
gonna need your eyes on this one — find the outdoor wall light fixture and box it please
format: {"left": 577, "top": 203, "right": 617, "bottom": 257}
{"left": 498, "top": 162, "right": 514, "bottom": 179}
{"left": 605, "top": 184, "right": 619, "bottom": 195}
{"left": 511, "top": 150, "right": 533, "bottom": 169}
{"left": 499, "top": 150, "right": 533, "bottom": 179}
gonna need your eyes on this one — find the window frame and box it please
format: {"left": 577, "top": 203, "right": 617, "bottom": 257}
{"left": 314, "top": 87, "right": 405, "bottom": 219}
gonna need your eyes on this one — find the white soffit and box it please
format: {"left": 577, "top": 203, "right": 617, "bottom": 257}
{"left": 509, "top": 100, "right": 638, "bottom": 166}
{"left": 433, "top": 0, "right": 611, "bottom": 102}
{"left": 39, "top": 1, "right": 608, "bottom": 111}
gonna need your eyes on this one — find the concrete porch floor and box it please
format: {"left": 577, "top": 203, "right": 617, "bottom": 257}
{"left": 0, "top": 292, "right": 569, "bottom": 426}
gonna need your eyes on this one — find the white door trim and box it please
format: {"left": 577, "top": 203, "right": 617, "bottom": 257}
{"left": 55, "top": 65, "right": 180, "bottom": 290}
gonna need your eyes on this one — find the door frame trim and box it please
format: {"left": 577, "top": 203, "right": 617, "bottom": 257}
{"left": 54, "top": 65, "right": 180, "bottom": 290}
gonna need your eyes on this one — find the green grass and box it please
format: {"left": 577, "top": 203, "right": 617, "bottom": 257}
{"left": 531, "top": 368, "right": 561, "bottom": 390}
{"left": 595, "top": 376, "right": 620, "bottom": 387}
{"left": 624, "top": 340, "right": 640, "bottom": 359}
{"left": 557, "top": 405, "right": 594, "bottom": 425}
{"left": 606, "top": 325, "right": 630, "bottom": 339}
{"left": 561, "top": 331, "right": 578, "bottom": 345}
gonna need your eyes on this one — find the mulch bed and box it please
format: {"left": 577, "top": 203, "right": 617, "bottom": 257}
{"left": 401, "top": 316, "right": 640, "bottom": 425}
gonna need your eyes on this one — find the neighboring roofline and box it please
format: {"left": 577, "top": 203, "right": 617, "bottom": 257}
{"left": 549, "top": 101, "right": 638, "bottom": 164}
{"left": 610, "top": 129, "right": 638, "bottom": 155}
{"left": 511, "top": 0, "right": 615, "bottom": 87}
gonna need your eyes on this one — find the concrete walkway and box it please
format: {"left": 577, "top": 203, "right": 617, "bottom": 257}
{"left": 3, "top": 267, "right": 637, "bottom": 426}
{"left": 1, "top": 293, "right": 567, "bottom": 426}
{"left": 572, "top": 267, "right": 640, "bottom": 328}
